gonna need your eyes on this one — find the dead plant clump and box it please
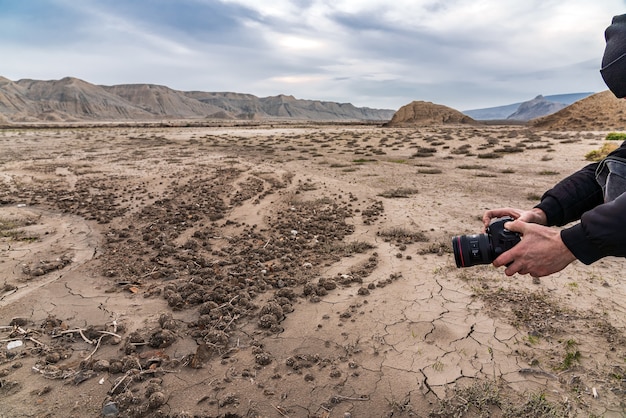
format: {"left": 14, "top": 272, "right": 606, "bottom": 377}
{"left": 429, "top": 380, "right": 570, "bottom": 418}
{"left": 377, "top": 226, "right": 429, "bottom": 244}
{"left": 378, "top": 187, "right": 419, "bottom": 198}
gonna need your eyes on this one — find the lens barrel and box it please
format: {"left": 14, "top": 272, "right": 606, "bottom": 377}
{"left": 452, "top": 233, "right": 492, "bottom": 267}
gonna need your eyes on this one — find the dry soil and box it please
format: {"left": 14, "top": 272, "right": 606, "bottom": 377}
{"left": 0, "top": 124, "right": 625, "bottom": 417}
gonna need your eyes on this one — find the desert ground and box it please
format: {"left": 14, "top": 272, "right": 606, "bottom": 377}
{"left": 0, "top": 123, "right": 625, "bottom": 418}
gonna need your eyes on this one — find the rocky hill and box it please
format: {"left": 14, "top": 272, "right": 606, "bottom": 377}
{"left": 0, "top": 76, "right": 395, "bottom": 123}
{"left": 530, "top": 90, "right": 626, "bottom": 130}
{"left": 384, "top": 101, "right": 477, "bottom": 127}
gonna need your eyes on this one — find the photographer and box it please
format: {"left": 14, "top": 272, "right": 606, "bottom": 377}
{"left": 483, "top": 13, "right": 626, "bottom": 277}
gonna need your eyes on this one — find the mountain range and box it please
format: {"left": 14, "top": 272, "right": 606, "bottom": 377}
{"left": 0, "top": 76, "right": 605, "bottom": 125}
{"left": 0, "top": 76, "right": 395, "bottom": 124}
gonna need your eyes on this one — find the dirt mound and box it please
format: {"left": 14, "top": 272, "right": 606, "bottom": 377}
{"left": 385, "top": 101, "right": 477, "bottom": 127}
{"left": 531, "top": 90, "right": 626, "bottom": 130}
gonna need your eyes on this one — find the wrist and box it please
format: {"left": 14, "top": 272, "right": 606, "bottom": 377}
{"left": 530, "top": 208, "right": 548, "bottom": 225}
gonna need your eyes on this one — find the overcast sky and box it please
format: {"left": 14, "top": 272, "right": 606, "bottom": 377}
{"left": 1, "top": 0, "right": 624, "bottom": 110}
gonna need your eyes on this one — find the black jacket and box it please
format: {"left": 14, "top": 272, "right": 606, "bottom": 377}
{"left": 535, "top": 141, "right": 626, "bottom": 264}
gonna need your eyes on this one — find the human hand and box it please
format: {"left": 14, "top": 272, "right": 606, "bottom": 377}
{"left": 482, "top": 207, "right": 547, "bottom": 230}
{"left": 492, "top": 220, "right": 576, "bottom": 277}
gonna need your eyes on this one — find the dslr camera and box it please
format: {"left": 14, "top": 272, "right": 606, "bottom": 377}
{"left": 452, "top": 216, "right": 521, "bottom": 268}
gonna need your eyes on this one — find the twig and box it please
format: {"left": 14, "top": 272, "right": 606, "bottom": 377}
{"left": 216, "top": 295, "right": 239, "bottom": 310}
{"left": 83, "top": 335, "right": 104, "bottom": 362}
{"left": 52, "top": 328, "right": 92, "bottom": 342}
{"left": 333, "top": 394, "right": 370, "bottom": 401}
{"left": 78, "top": 329, "right": 95, "bottom": 345}
{"left": 272, "top": 404, "right": 290, "bottom": 417}
{"left": 109, "top": 373, "right": 131, "bottom": 395}
{"left": 222, "top": 314, "right": 240, "bottom": 331}
{"left": 27, "top": 336, "right": 47, "bottom": 347}
{"left": 52, "top": 328, "right": 120, "bottom": 344}
{"left": 140, "top": 266, "right": 158, "bottom": 278}
{"left": 97, "top": 330, "right": 122, "bottom": 339}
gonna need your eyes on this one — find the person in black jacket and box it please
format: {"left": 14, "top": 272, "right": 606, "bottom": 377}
{"left": 482, "top": 14, "right": 626, "bottom": 277}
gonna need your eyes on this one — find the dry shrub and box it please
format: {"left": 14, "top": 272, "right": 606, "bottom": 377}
{"left": 378, "top": 188, "right": 419, "bottom": 198}
{"left": 417, "top": 168, "right": 442, "bottom": 174}
{"left": 378, "top": 226, "right": 428, "bottom": 243}
{"left": 411, "top": 147, "right": 437, "bottom": 157}
{"left": 585, "top": 142, "right": 619, "bottom": 161}
{"left": 457, "top": 164, "right": 486, "bottom": 170}
{"left": 430, "top": 380, "right": 569, "bottom": 418}
{"left": 477, "top": 152, "right": 503, "bottom": 159}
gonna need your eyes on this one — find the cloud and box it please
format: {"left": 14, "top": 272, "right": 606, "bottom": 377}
{"left": 0, "top": 0, "right": 624, "bottom": 109}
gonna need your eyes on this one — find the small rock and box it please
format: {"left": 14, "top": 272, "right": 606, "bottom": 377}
{"left": 93, "top": 359, "right": 110, "bottom": 372}
{"left": 7, "top": 340, "right": 23, "bottom": 350}
{"left": 45, "top": 352, "right": 61, "bottom": 364}
{"left": 9, "top": 318, "right": 28, "bottom": 327}
{"left": 148, "top": 391, "right": 166, "bottom": 409}
{"left": 357, "top": 287, "right": 370, "bottom": 296}
{"left": 102, "top": 401, "right": 119, "bottom": 417}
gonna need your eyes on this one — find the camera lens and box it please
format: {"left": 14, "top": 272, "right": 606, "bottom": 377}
{"left": 452, "top": 233, "right": 492, "bottom": 267}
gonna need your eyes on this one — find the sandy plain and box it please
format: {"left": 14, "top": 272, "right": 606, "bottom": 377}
{"left": 0, "top": 123, "right": 625, "bottom": 417}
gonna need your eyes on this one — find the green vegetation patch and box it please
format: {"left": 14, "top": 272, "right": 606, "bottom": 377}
{"left": 605, "top": 132, "right": 626, "bottom": 141}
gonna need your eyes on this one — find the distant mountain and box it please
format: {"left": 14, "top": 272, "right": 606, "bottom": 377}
{"left": 463, "top": 92, "right": 594, "bottom": 121}
{"left": 0, "top": 76, "right": 395, "bottom": 124}
{"left": 506, "top": 95, "right": 568, "bottom": 121}
{"left": 384, "top": 101, "right": 477, "bottom": 127}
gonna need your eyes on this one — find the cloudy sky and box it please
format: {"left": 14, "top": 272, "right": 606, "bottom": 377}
{"left": 1, "top": 0, "right": 624, "bottom": 110}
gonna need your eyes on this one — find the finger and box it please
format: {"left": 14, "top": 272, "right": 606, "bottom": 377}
{"left": 504, "top": 265, "right": 517, "bottom": 276}
{"left": 493, "top": 252, "right": 513, "bottom": 268}
{"left": 505, "top": 262, "right": 525, "bottom": 276}
{"left": 504, "top": 220, "right": 524, "bottom": 234}
{"left": 482, "top": 212, "right": 495, "bottom": 227}
{"left": 483, "top": 209, "right": 508, "bottom": 227}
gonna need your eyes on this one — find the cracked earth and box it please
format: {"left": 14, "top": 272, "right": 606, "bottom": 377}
{"left": 0, "top": 123, "right": 625, "bottom": 417}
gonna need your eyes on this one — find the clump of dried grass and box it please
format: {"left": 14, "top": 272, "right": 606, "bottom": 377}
{"left": 378, "top": 187, "right": 419, "bottom": 198}
{"left": 430, "top": 380, "right": 570, "bottom": 418}
{"left": 585, "top": 142, "right": 618, "bottom": 161}
{"left": 378, "top": 226, "right": 428, "bottom": 243}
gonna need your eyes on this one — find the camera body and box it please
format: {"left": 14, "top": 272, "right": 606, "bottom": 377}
{"left": 452, "top": 216, "right": 521, "bottom": 268}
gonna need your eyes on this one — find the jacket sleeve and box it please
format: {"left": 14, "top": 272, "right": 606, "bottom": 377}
{"left": 560, "top": 192, "right": 626, "bottom": 263}
{"left": 534, "top": 163, "right": 603, "bottom": 226}
{"left": 534, "top": 141, "right": 626, "bottom": 264}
